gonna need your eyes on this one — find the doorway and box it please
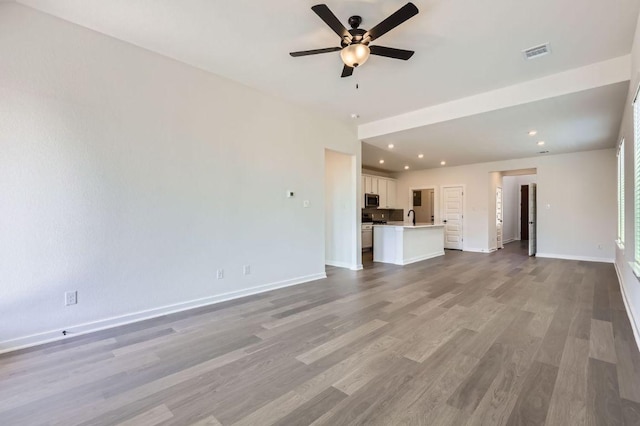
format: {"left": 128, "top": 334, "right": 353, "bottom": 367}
{"left": 527, "top": 183, "right": 537, "bottom": 256}
{"left": 520, "top": 185, "right": 529, "bottom": 240}
{"left": 412, "top": 188, "right": 435, "bottom": 224}
{"left": 324, "top": 149, "right": 359, "bottom": 270}
{"left": 497, "top": 170, "right": 537, "bottom": 256}
{"left": 496, "top": 186, "right": 503, "bottom": 249}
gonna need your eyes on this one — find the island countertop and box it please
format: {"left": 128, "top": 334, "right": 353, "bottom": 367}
{"left": 373, "top": 222, "right": 445, "bottom": 229}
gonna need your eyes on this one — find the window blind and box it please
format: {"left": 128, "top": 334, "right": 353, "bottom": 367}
{"left": 634, "top": 98, "right": 640, "bottom": 262}
{"left": 618, "top": 139, "right": 625, "bottom": 244}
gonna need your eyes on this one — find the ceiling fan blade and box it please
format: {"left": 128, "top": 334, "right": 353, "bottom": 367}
{"left": 341, "top": 65, "right": 354, "bottom": 78}
{"left": 365, "top": 2, "right": 419, "bottom": 42}
{"left": 290, "top": 47, "right": 342, "bottom": 57}
{"left": 311, "top": 4, "right": 351, "bottom": 40}
{"left": 369, "top": 45, "right": 414, "bottom": 60}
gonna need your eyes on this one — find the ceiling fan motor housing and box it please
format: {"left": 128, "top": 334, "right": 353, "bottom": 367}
{"left": 348, "top": 15, "right": 362, "bottom": 29}
{"left": 342, "top": 28, "right": 367, "bottom": 47}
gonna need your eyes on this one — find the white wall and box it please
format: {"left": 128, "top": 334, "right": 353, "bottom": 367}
{"left": 395, "top": 149, "right": 616, "bottom": 259}
{"left": 325, "top": 150, "right": 358, "bottom": 269}
{"left": 615, "top": 9, "right": 640, "bottom": 348}
{"left": 0, "top": 3, "right": 360, "bottom": 351}
{"left": 502, "top": 174, "right": 537, "bottom": 242}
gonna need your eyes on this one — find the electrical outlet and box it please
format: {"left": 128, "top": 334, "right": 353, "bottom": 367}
{"left": 243, "top": 265, "right": 251, "bottom": 275}
{"left": 65, "top": 291, "right": 77, "bottom": 306}
{"left": 597, "top": 244, "right": 603, "bottom": 250}
{"left": 303, "top": 200, "right": 310, "bottom": 208}
{"left": 216, "top": 269, "right": 224, "bottom": 279}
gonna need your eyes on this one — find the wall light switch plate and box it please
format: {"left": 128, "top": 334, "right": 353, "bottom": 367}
{"left": 303, "top": 200, "right": 310, "bottom": 208}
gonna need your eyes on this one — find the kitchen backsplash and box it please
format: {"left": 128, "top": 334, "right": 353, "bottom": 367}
{"left": 362, "top": 208, "right": 404, "bottom": 222}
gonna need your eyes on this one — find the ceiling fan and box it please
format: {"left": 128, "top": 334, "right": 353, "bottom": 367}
{"left": 290, "top": 3, "right": 419, "bottom": 78}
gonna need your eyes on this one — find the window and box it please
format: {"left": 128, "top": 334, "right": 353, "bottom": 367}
{"left": 635, "top": 95, "right": 640, "bottom": 263}
{"left": 619, "top": 139, "right": 625, "bottom": 245}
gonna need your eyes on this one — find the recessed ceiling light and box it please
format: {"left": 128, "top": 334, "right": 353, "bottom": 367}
{"left": 350, "top": 113, "right": 360, "bottom": 119}
{"left": 528, "top": 130, "right": 537, "bottom": 136}
{"left": 537, "top": 141, "right": 545, "bottom": 146}
{"left": 440, "top": 161, "right": 446, "bottom": 166}
{"left": 418, "top": 154, "right": 424, "bottom": 159}
{"left": 379, "top": 159, "right": 385, "bottom": 164}
{"left": 388, "top": 144, "right": 395, "bottom": 149}
{"left": 404, "top": 165, "right": 410, "bottom": 170}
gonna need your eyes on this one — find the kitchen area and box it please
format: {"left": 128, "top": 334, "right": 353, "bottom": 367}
{"left": 362, "top": 172, "right": 445, "bottom": 266}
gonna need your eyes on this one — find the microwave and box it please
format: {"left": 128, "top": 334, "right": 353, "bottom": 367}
{"left": 364, "top": 193, "right": 379, "bottom": 208}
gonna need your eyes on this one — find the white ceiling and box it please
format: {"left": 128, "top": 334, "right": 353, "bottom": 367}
{"left": 16, "top": 0, "right": 640, "bottom": 123}
{"left": 362, "top": 81, "right": 629, "bottom": 171}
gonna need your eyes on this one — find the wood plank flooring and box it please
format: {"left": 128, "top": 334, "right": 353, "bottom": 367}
{"left": 2, "top": 241, "right": 640, "bottom": 425}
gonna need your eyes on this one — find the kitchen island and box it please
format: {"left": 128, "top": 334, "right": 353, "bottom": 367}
{"left": 373, "top": 223, "right": 445, "bottom": 266}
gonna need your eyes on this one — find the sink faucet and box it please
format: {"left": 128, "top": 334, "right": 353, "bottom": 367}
{"left": 408, "top": 209, "right": 416, "bottom": 226}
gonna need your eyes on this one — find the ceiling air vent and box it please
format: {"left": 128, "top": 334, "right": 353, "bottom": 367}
{"left": 522, "top": 43, "right": 551, "bottom": 60}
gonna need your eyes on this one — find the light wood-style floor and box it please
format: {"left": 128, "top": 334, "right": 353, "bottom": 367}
{"left": 2, "top": 242, "right": 640, "bottom": 425}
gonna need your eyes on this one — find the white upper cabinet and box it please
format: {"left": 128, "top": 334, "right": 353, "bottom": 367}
{"left": 386, "top": 180, "right": 397, "bottom": 209}
{"left": 362, "top": 174, "right": 398, "bottom": 208}
{"left": 378, "top": 179, "right": 388, "bottom": 208}
{"left": 362, "top": 175, "right": 378, "bottom": 194}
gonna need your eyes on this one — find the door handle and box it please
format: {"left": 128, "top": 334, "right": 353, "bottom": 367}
{"left": 529, "top": 222, "right": 534, "bottom": 224}
{"left": 443, "top": 219, "right": 448, "bottom": 223}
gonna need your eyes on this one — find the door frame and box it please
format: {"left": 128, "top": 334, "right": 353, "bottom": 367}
{"left": 440, "top": 184, "right": 466, "bottom": 250}
{"left": 408, "top": 186, "right": 438, "bottom": 223}
{"left": 496, "top": 186, "right": 503, "bottom": 249}
{"left": 528, "top": 183, "right": 537, "bottom": 256}
{"left": 324, "top": 148, "right": 360, "bottom": 271}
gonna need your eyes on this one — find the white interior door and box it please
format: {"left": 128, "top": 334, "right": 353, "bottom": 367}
{"left": 442, "top": 186, "right": 464, "bottom": 250}
{"left": 528, "top": 183, "right": 537, "bottom": 256}
{"left": 496, "top": 186, "right": 503, "bottom": 249}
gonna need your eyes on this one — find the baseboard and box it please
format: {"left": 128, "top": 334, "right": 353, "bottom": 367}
{"left": 0, "top": 272, "right": 327, "bottom": 355}
{"left": 463, "top": 247, "right": 491, "bottom": 253}
{"left": 325, "top": 260, "right": 358, "bottom": 270}
{"left": 535, "top": 253, "right": 614, "bottom": 263}
{"left": 326, "top": 260, "right": 362, "bottom": 271}
{"left": 614, "top": 263, "right": 640, "bottom": 352}
{"left": 398, "top": 251, "right": 445, "bottom": 266}
{"left": 503, "top": 238, "right": 515, "bottom": 244}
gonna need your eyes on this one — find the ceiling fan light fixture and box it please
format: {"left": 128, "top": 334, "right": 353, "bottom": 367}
{"left": 340, "top": 44, "right": 370, "bottom": 68}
